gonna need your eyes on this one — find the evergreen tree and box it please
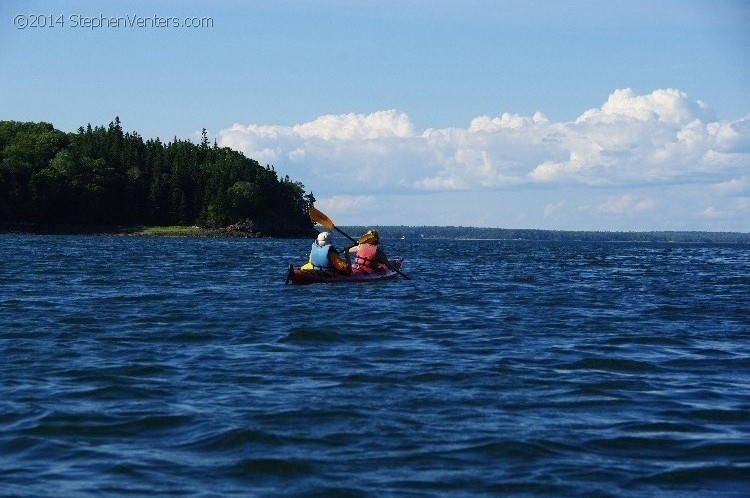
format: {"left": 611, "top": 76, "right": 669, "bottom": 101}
{"left": 0, "top": 119, "right": 316, "bottom": 235}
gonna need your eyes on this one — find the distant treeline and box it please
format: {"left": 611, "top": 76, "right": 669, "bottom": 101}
{"left": 0, "top": 119, "right": 316, "bottom": 235}
{"left": 342, "top": 226, "right": 750, "bottom": 244}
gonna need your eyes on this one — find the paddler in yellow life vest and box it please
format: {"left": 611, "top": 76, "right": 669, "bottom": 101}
{"left": 302, "top": 231, "right": 350, "bottom": 274}
{"left": 348, "top": 229, "right": 392, "bottom": 272}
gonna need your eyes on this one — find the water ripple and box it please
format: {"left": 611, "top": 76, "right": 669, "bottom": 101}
{"left": 1, "top": 235, "right": 749, "bottom": 497}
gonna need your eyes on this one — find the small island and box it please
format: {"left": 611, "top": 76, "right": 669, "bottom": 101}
{"left": 0, "top": 119, "right": 318, "bottom": 238}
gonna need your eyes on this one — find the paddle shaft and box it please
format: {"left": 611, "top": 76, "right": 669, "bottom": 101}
{"left": 332, "top": 226, "right": 358, "bottom": 245}
{"left": 389, "top": 262, "right": 411, "bottom": 280}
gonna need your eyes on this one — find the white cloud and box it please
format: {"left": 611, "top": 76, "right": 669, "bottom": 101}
{"left": 634, "top": 198, "right": 656, "bottom": 212}
{"left": 218, "top": 88, "right": 750, "bottom": 228}
{"left": 701, "top": 206, "right": 726, "bottom": 219}
{"left": 220, "top": 88, "right": 749, "bottom": 196}
{"left": 598, "top": 195, "right": 655, "bottom": 215}
{"left": 292, "top": 110, "right": 414, "bottom": 140}
{"left": 315, "top": 195, "right": 377, "bottom": 213}
{"left": 712, "top": 177, "right": 750, "bottom": 196}
{"left": 598, "top": 195, "right": 633, "bottom": 215}
{"left": 469, "top": 111, "right": 549, "bottom": 132}
{"left": 576, "top": 88, "right": 713, "bottom": 125}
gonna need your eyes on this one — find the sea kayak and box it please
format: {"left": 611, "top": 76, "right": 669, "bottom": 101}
{"left": 285, "top": 258, "right": 404, "bottom": 285}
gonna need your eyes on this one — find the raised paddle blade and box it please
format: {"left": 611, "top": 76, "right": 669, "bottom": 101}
{"left": 309, "top": 205, "right": 334, "bottom": 229}
{"left": 308, "top": 205, "right": 371, "bottom": 247}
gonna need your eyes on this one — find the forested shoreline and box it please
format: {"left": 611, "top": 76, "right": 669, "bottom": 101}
{"left": 0, "top": 119, "right": 317, "bottom": 237}
{"left": 342, "top": 226, "right": 750, "bottom": 244}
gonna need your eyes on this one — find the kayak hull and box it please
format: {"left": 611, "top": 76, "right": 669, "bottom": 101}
{"left": 286, "top": 258, "right": 404, "bottom": 285}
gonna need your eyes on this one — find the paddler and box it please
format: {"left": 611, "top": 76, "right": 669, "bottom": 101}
{"left": 304, "top": 231, "right": 350, "bottom": 274}
{"left": 348, "top": 229, "right": 393, "bottom": 272}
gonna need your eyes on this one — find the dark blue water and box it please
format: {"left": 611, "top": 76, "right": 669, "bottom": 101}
{"left": 1, "top": 234, "right": 749, "bottom": 497}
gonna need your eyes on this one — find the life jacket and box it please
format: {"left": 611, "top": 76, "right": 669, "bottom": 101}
{"left": 310, "top": 242, "right": 332, "bottom": 269}
{"left": 354, "top": 243, "right": 381, "bottom": 271}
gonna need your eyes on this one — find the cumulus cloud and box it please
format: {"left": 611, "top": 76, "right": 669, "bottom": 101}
{"left": 575, "top": 88, "right": 714, "bottom": 124}
{"left": 220, "top": 110, "right": 414, "bottom": 164}
{"left": 712, "top": 177, "right": 750, "bottom": 196}
{"left": 701, "top": 206, "right": 728, "bottom": 219}
{"left": 315, "top": 195, "right": 377, "bottom": 213}
{"left": 598, "top": 195, "right": 655, "bottom": 215}
{"left": 293, "top": 110, "right": 414, "bottom": 140}
{"left": 218, "top": 88, "right": 750, "bottom": 199}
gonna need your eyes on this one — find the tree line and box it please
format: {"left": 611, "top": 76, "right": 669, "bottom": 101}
{"left": 342, "top": 226, "right": 750, "bottom": 244}
{"left": 0, "top": 118, "right": 316, "bottom": 235}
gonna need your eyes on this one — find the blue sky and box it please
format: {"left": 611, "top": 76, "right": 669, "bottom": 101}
{"left": 2, "top": 0, "right": 749, "bottom": 230}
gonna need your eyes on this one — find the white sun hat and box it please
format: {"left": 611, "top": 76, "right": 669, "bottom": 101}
{"left": 317, "top": 231, "right": 330, "bottom": 246}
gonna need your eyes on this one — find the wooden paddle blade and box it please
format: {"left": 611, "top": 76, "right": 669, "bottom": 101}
{"left": 309, "top": 205, "right": 334, "bottom": 229}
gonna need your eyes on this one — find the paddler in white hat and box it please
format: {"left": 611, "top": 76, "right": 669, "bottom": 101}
{"left": 304, "top": 231, "right": 350, "bottom": 274}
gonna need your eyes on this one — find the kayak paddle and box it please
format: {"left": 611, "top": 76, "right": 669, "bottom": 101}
{"left": 309, "top": 205, "right": 358, "bottom": 245}
{"left": 308, "top": 206, "right": 411, "bottom": 280}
